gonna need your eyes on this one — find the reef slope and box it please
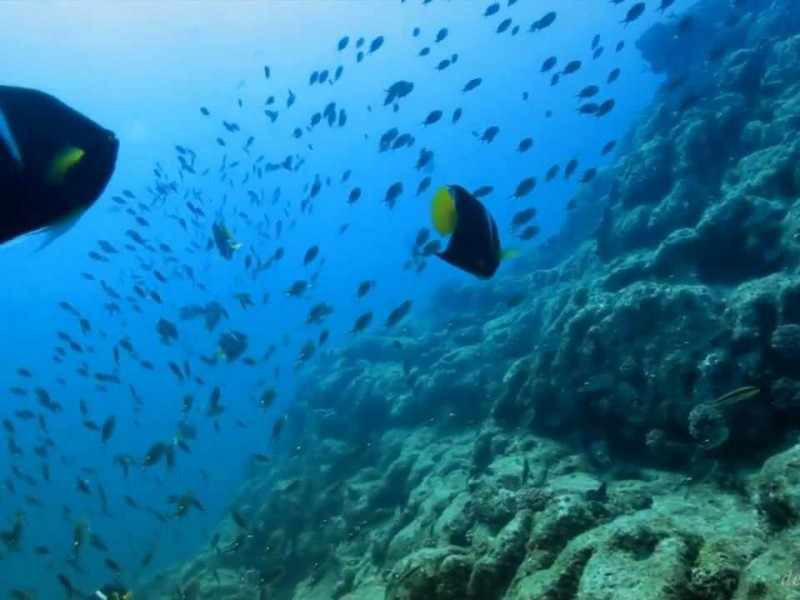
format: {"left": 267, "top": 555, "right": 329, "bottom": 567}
{"left": 139, "top": 0, "right": 800, "bottom": 598}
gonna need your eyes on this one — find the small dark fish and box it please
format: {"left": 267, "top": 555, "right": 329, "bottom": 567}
{"left": 540, "top": 56, "right": 557, "bottom": 73}
{"left": 356, "top": 280, "right": 375, "bottom": 298}
{"left": 484, "top": 2, "right": 500, "bottom": 17}
{"left": 512, "top": 177, "right": 536, "bottom": 199}
{"left": 348, "top": 187, "right": 362, "bottom": 205}
{"left": 580, "top": 168, "right": 597, "bottom": 184}
{"left": 511, "top": 208, "right": 537, "bottom": 229}
{"left": 101, "top": 415, "right": 115, "bottom": 443}
{"left": 562, "top": 60, "right": 581, "bottom": 75}
{"left": 497, "top": 17, "right": 512, "bottom": 33}
{"left": 463, "top": 78, "right": 482, "bottom": 93}
{"left": 386, "top": 300, "right": 412, "bottom": 327}
{"left": 286, "top": 280, "right": 308, "bottom": 297}
{"left": 369, "top": 36, "right": 384, "bottom": 53}
{"left": 57, "top": 574, "right": 75, "bottom": 598}
{"left": 657, "top": 0, "right": 675, "bottom": 13}
{"left": 596, "top": 98, "right": 615, "bottom": 117}
{"left": 530, "top": 11, "right": 556, "bottom": 32}
{"left": 230, "top": 508, "right": 248, "bottom": 529}
{"left": 384, "top": 182, "right": 403, "bottom": 209}
{"left": 564, "top": 158, "right": 578, "bottom": 179}
{"left": 350, "top": 311, "right": 373, "bottom": 335}
{"left": 416, "top": 176, "right": 432, "bottom": 196}
{"left": 477, "top": 126, "right": 499, "bottom": 143}
{"left": 422, "top": 110, "right": 442, "bottom": 126}
{"left": 518, "top": 225, "right": 540, "bottom": 240}
{"left": 303, "top": 244, "right": 319, "bottom": 266}
{"left": 271, "top": 416, "right": 285, "bottom": 439}
{"left": 621, "top": 2, "right": 646, "bottom": 25}
{"left": 601, "top": 140, "right": 617, "bottom": 155}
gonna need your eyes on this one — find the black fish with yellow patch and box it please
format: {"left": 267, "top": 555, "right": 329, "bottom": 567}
{"left": 430, "top": 185, "right": 516, "bottom": 279}
{"left": 0, "top": 85, "right": 118, "bottom": 245}
{"left": 211, "top": 219, "right": 241, "bottom": 259}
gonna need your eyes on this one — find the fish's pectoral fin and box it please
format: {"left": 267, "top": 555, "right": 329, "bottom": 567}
{"left": 0, "top": 208, "right": 87, "bottom": 252}
{"left": 36, "top": 209, "right": 86, "bottom": 251}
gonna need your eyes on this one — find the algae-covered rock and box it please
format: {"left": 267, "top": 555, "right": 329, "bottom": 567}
{"left": 750, "top": 441, "right": 800, "bottom": 531}
{"left": 467, "top": 509, "right": 532, "bottom": 599}
{"left": 509, "top": 486, "right": 764, "bottom": 600}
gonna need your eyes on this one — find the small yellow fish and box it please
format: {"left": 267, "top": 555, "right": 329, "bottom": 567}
{"left": 710, "top": 386, "right": 759, "bottom": 409}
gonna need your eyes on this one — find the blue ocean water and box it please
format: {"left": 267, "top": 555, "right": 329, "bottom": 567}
{"left": 0, "top": 1, "right": 669, "bottom": 597}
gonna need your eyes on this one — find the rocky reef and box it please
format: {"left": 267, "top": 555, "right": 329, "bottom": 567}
{"left": 138, "top": 0, "right": 800, "bottom": 598}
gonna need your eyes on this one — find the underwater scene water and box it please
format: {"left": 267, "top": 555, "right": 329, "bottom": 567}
{"left": 2, "top": 0, "right": 800, "bottom": 598}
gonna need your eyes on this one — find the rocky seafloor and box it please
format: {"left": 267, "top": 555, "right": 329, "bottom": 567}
{"left": 140, "top": 0, "right": 800, "bottom": 598}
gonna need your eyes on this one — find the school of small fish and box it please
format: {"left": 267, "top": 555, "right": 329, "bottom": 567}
{"left": 0, "top": 0, "right": 748, "bottom": 597}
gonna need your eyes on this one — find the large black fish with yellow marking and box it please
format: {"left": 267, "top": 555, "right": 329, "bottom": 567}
{"left": 430, "top": 184, "right": 516, "bottom": 279}
{"left": 0, "top": 85, "right": 118, "bottom": 245}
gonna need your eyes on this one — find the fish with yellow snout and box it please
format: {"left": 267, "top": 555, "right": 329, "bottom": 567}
{"left": 430, "top": 184, "right": 517, "bottom": 279}
{"left": 211, "top": 219, "right": 242, "bottom": 260}
{"left": 0, "top": 85, "right": 119, "bottom": 246}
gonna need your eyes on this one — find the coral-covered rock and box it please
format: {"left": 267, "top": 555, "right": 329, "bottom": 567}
{"left": 467, "top": 510, "right": 532, "bottom": 600}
